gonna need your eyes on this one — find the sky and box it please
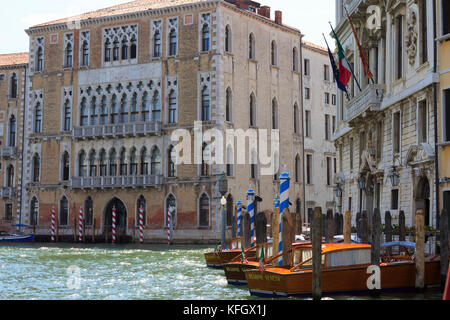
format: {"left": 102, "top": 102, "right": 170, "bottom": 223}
{"left": 0, "top": 0, "right": 336, "bottom": 55}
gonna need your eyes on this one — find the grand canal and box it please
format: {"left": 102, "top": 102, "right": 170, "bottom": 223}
{"left": 0, "top": 244, "right": 443, "bottom": 300}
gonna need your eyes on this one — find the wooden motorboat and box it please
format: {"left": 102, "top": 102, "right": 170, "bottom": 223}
{"left": 245, "top": 242, "right": 442, "bottom": 298}
{"left": 204, "top": 238, "right": 256, "bottom": 269}
{"left": 223, "top": 240, "right": 311, "bottom": 286}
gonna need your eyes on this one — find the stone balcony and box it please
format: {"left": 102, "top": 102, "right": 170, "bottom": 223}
{"left": 0, "top": 147, "right": 17, "bottom": 159}
{"left": 344, "top": 84, "right": 385, "bottom": 126}
{"left": 71, "top": 175, "right": 162, "bottom": 190}
{"left": 73, "top": 121, "right": 162, "bottom": 140}
{"left": 0, "top": 187, "right": 15, "bottom": 199}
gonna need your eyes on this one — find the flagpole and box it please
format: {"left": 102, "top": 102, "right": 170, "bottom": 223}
{"left": 322, "top": 33, "right": 350, "bottom": 101}
{"left": 329, "top": 21, "right": 362, "bottom": 92}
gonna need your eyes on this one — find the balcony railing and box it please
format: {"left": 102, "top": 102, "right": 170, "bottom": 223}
{"left": 73, "top": 121, "right": 162, "bottom": 140}
{"left": 0, "top": 187, "right": 15, "bottom": 199}
{"left": 345, "top": 84, "right": 384, "bottom": 123}
{"left": 0, "top": 147, "right": 17, "bottom": 159}
{"left": 71, "top": 175, "right": 162, "bottom": 189}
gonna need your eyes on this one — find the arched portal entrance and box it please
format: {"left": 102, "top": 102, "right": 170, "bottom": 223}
{"left": 415, "top": 176, "right": 430, "bottom": 226}
{"left": 104, "top": 197, "right": 128, "bottom": 242}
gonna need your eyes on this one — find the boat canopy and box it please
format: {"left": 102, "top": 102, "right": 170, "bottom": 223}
{"left": 381, "top": 241, "right": 416, "bottom": 249}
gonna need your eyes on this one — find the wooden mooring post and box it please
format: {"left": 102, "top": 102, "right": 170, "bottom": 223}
{"left": 326, "top": 210, "right": 334, "bottom": 243}
{"left": 385, "top": 211, "right": 392, "bottom": 255}
{"left": 281, "top": 209, "right": 293, "bottom": 265}
{"left": 255, "top": 212, "right": 267, "bottom": 245}
{"left": 361, "top": 211, "right": 369, "bottom": 244}
{"left": 243, "top": 212, "right": 251, "bottom": 249}
{"left": 334, "top": 212, "right": 340, "bottom": 236}
{"left": 272, "top": 205, "right": 279, "bottom": 258}
{"left": 312, "top": 207, "right": 322, "bottom": 301}
{"left": 399, "top": 210, "right": 406, "bottom": 242}
{"left": 343, "top": 211, "right": 351, "bottom": 244}
{"left": 356, "top": 212, "right": 361, "bottom": 240}
{"left": 415, "top": 209, "right": 425, "bottom": 291}
{"left": 440, "top": 209, "right": 449, "bottom": 288}
{"left": 371, "top": 208, "right": 381, "bottom": 267}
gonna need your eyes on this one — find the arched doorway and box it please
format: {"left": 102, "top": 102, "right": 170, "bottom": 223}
{"left": 415, "top": 176, "right": 430, "bottom": 226}
{"left": 104, "top": 197, "right": 128, "bottom": 241}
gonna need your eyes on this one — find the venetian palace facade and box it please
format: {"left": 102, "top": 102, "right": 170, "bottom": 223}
{"left": 333, "top": 0, "right": 450, "bottom": 229}
{"left": 1, "top": 0, "right": 305, "bottom": 243}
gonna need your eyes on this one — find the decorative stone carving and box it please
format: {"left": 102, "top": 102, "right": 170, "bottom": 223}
{"left": 405, "top": 10, "right": 417, "bottom": 66}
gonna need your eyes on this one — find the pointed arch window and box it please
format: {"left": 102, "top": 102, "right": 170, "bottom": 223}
{"left": 110, "top": 95, "right": 119, "bottom": 124}
{"left": 120, "top": 94, "right": 129, "bottom": 123}
{"left": 89, "top": 150, "right": 96, "bottom": 177}
{"left": 104, "top": 39, "right": 112, "bottom": 62}
{"left": 34, "top": 103, "right": 42, "bottom": 133}
{"left": 141, "top": 92, "right": 150, "bottom": 122}
{"left": 119, "top": 149, "right": 127, "bottom": 176}
{"left": 36, "top": 47, "right": 44, "bottom": 71}
{"left": 130, "top": 148, "right": 138, "bottom": 175}
{"left": 90, "top": 97, "right": 98, "bottom": 126}
{"left": 137, "top": 195, "right": 147, "bottom": 226}
{"left": 295, "top": 154, "right": 301, "bottom": 183}
{"left": 85, "top": 197, "right": 93, "bottom": 226}
{"left": 64, "top": 42, "right": 73, "bottom": 68}
{"left": 249, "top": 33, "right": 256, "bottom": 60}
{"left": 130, "top": 93, "right": 139, "bottom": 122}
{"left": 293, "top": 103, "right": 300, "bottom": 134}
{"left": 271, "top": 40, "right": 277, "bottom": 66}
{"left": 225, "top": 25, "right": 232, "bottom": 53}
{"left": 99, "top": 150, "right": 107, "bottom": 177}
{"left": 121, "top": 37, "right": 129, "bottom": 60}
{"left": 79, "top": 150, "right": 87, "bottom": 177}
{"left": 151, "top": 147, "right": 161, "bottom": 175}
{"left": 167, "top": 145, "right": 176, "bottom": 178}
{"left": 201, "top": 23, "right": 210, "bottom": 52}
{"left": 8, "top": 116, "right": 16, "bottom": 147}
{"left": 152, "top": 91, "right": 161, "bottom": 121}
{"left": 168, "top": 90, "right": 177, "bottom": 124}
{"left": 293, "top": 47, "right": 299, "bottom": 72}
{"left": 30, "top": 197, "right": 39, "bottom": 226}
{"left": 62, "top": 152, "right": 70, "bottom": 181}
{"left": 100, "top": 96, "right": 108, "bottom": 125}
{"left": 113, "top": 38, "right": 120, "bottom": 61}
{"left": 59, "top": 196, "right": 69, "bottom": 226}
{"left": 6, "top": 165, "right": 14, "bottom": 187}
{"left": 226, "top": 87, "right": 233, "bottom": 122}
{"left": 250, "top": 93, "right": 256, "bottom": 127}
{"left": 201, "top": 142, "right": 210, "bottom": 177}
{"left": 32, "top": 154, "right": 40, "bottom": 183}
{"left": 199, "top": 193, "right": 210, "bottom": 228}
{"left": 80, "top": 98, "right": 88, "bottom": 126}
{"left": 81, "top": 41, "right": 89, "bottom": 66}
{"left": 153, "top": 29, "right": 162, "bottom": 58}
{"left": 140, "top": 147, "right": 148, "bottom": 175}
{"left": 109, "top": 149, "right": 117, "bottom": 176}
{"left": 169, "top": 29, "right": 177, "bottom": 56}
{"left": 10, "top": 73, "right": 17, "bottom": 99}
{"left": 63, "top": 99, "right": 72, "bottom": 131}
{"left": 201, "top": 86, "right": 210, "bottom": 121}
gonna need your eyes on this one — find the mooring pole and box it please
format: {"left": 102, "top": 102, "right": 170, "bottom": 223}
{"left": 312, "top": 207, "right": 322, "bottom": 301}
{"left": 247, "top": 188, "right": 256, "bottom": 246}
{"left": 344, "top": 211, "right": 351, "bottom": 244}
{"left": 272, "top": 197, "right": 280, "bottom": 258}
{"left": 361, "top": 211, "right": 368, "bottom": 244}
{"left": 415, "top": 209, "right": 425, "bottom": 291}
{"left": 371, "top": 208, "right": 381, "bottom": 266}
{"left": 399, "top": 210, "right": 406, "bottom": 242}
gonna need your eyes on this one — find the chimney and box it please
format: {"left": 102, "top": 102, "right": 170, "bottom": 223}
{"left": 236, "top": 0, "right": 248, "bottom": 9}
{"left": 258, "top": 6, "right": 271, "bottom": 19}
{"left": 275, "top": 10, "right": 282, "bottom": 25}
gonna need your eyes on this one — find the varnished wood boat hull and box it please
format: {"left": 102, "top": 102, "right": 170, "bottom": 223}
{"left": 245, "top": 261, "right": 442, "bottom": 297}
{"left": 204, "top": 252, "right": 223, "bottom": 269}
{"left": 218, "top": 249, "right": 256, "bottom": 264}
{"left": 223, "top": 262, "right": 259, "bottom": 286}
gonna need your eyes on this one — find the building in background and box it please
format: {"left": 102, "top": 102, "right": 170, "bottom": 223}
{"left": 436, "top": 0, "right": 450, "bottom": 219}
{"left": 302, "top": 42, "right": 337, "bottom": 224}
{"left": 333, "top": 0, "right": 438, "bottom": 229}
{"left": 0, "top": 53, "right": 28, "bottom": 230}
{"left": 18, "top": 0, "right": 304, "bottom": 243}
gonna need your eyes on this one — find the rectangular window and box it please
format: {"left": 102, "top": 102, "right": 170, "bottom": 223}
{"left": 420, "top": 0, "right": 428, "bottom": 64}
{"left": 332, "top": 94, "right": 337, "bottom": 106}
{"left": 391, "top": 189, "right": 399, "bottom": 210}
{"left": 325, "top": 92, "right": 330, "bottom": 104}
{"left": 348, "top": 197, "right": 352, "bottom": 212}
{"left": 444, "top": 0, "right": 450, "bottom": 35}
{"left": 376, "top": 121, "right": 383, "bottom": 161}
{"left": 350, "top": 137, "right": 354, "bottom": 170}
{"left": 418, "top": 100, "right": 427, "bottom": 143}
{"left": 393, "top": 112, "right": 401, "bottom": 154}
{"left": 306, "top": 154, "right": 312, "bottom": 184}
{"left": 332, "top": 116, "right": 336, "bottom": 134}
{"left": 396, "top": 15, "right": 403, "bottom": 80}
{"left": 304, "top": 59, "right": 310, "bottom": 76}
{"left": 305, "top": 87, "right": 310, "bottom": 100}
{"left": 4, "top": 204, "right": 13, "bottom": 221}
{"left": 326, "top": 157, "right": 331, "bottom": 186}
{"left": 324, "top": 65, "right": 330, "bottom": 81}
{"left": 325, "top": 114, "right": 330, "bottom": 140}
{"left": 444, "top": 89, "right": 450, "bottom": 142}
{"left": 305, "top": 110, "right": 311, "bottom": 137}
{"left": 359, "top": 131, "right": 366, "bottom": 166}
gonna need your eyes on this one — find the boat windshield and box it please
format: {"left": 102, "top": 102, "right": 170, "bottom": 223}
{"left": 327, "top": 249, "right": 371, "bottom": 267}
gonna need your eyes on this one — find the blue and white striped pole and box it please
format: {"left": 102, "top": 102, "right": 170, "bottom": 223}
{"left": 273, "top": 196, "right": 280, "bottom": 258}
{"left": 237, "top": 200, "right": 242, "bottom": 238}
{"left": 247, "top": 187, "right": 255, "bottom": 247}
{"left": 279, "top": 171, "right": 290, "bottom": 265}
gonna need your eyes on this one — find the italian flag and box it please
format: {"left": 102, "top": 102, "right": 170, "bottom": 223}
{"left": 332, "top": 29, "right": 352, "bottom": 87}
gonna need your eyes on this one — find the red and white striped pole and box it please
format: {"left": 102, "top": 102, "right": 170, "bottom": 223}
{"left": 112, "top": 206, "right": 117, "bottom": 244}
{"left": 51, "top": 207, "right": 56, "bottom": 242}
{"left": 78, "top": 208, "right": 84, "bottom": 242}
{"left": 139, "top": 206, "right": 144, "bottom": 244}
{"left": 167, "top": 207, "right": 172, "bottom": 245}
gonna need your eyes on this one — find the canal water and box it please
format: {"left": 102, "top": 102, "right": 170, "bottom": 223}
{"left": 0, "top": 244, "right": 443, "bottom": 300}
